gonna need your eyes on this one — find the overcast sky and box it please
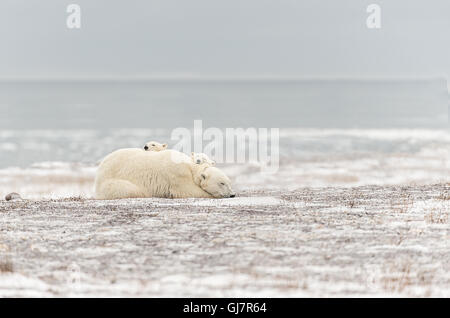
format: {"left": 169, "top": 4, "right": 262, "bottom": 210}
{"left": 1, "top": 0, "right": 449, "bottom": 82}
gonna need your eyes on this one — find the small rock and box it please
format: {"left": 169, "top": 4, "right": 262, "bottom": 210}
{"left": 5, "top": 192, "right": 22, "bottom": 201}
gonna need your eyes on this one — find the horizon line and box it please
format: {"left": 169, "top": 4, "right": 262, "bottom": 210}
{"left": 0, "top": 75, "right": 447, "bottom": 83}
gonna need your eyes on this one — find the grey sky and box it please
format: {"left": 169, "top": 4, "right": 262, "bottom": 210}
{"left": 1, "top": 0, "right": 449, "bottom": 82}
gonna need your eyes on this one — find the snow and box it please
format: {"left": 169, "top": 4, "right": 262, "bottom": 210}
{"left": 192, "top": 197, "right": 283, "bottom": 207}
{"left": 0, "top": 185, "right": 448, "bottom": 297}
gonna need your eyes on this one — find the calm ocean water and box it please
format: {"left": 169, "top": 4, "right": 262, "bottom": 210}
{"left": 0, "top": 79, "right": 448, "bottom": 168}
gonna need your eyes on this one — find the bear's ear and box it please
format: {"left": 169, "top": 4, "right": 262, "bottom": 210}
{"left": 162, "top": 143, "right": 168, "bottom": 148}
{"left": 191, "top": 152, "right": 194, "bottom": 156}
{"left": 201, "top": 173, "right": 207, "bottom": 180}
{"left": 211, "top": 161, "right": 216, "bottom": 166}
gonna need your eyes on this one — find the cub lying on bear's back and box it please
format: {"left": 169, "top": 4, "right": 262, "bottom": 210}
{"left": 191, "top": 152, "right": 215, "bottom": 165}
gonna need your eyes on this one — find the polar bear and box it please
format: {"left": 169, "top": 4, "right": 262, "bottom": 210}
{"left": 94, "top": 148, "right": 235, "bottom": 200}
{"left": 144, "top": 141, "right": 167, "bottom": 152}
{"left": 191, "top": 152, "right": 215, "bottom": 165}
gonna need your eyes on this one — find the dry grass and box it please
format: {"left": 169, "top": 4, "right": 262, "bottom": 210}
{"left": 346, "top": 199, "right": 356, "bottom": 209}
{"left": 0, "top": 261, "right": 13, "bottom": 273}
{"left": 425, "top": 209, "right": 448, "bottom": 224}
{"left": 437, "top": 191, "right": 450, "bottom": 201}
{"left": 390, "top": 192, "right": 415, "bottom": 214}
{"left": 51, "top": 196, "right": 87, "bottom": 202}
{"left": 380, "top": 261, "right": 413, "bottom": 293}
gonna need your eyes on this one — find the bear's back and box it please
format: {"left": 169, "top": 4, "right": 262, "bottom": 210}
{"left": 97, "top": 148, "right": 194, "bottom": 188}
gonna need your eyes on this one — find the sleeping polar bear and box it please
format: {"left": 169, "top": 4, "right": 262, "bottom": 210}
{"left": 94, "top": 148, "right": 235, "bottom": 200}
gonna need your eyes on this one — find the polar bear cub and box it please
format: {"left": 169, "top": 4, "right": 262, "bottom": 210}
{"left": 191, "top": 152, "right": 215, "bottom": 165}
{"left": 144, "top": 141, "right": 167, "bottom": 152}
{"left": 143, "top": 141, "right": 214, "bottom": 166}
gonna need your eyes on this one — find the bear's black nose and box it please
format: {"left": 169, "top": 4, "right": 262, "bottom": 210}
{"left": 230, "top": 194, "right": 236, "bottom": 198}
{"left": 144, "top": 146, "right": 148, "bottom": 150}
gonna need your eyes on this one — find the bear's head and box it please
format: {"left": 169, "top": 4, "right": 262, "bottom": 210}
{"left": 196, "top": 166, "right": 235, "bottom": 198}
{"left": 144, "top": 141, "right": 167, "bottom": 152}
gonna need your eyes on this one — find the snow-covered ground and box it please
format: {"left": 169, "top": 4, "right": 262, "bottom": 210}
{"left": 0, "top": 186, "right": 448, "bottom": 297}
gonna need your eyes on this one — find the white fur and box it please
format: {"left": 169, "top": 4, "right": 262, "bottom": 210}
{"left": 144, "top": 141, "right": 167, "bottom": 152}
{"left": 191, "top": 152, "right": 215, "bottom": 166}
{"left": 95, "top": 148, "right": 234, "bottom": 200}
